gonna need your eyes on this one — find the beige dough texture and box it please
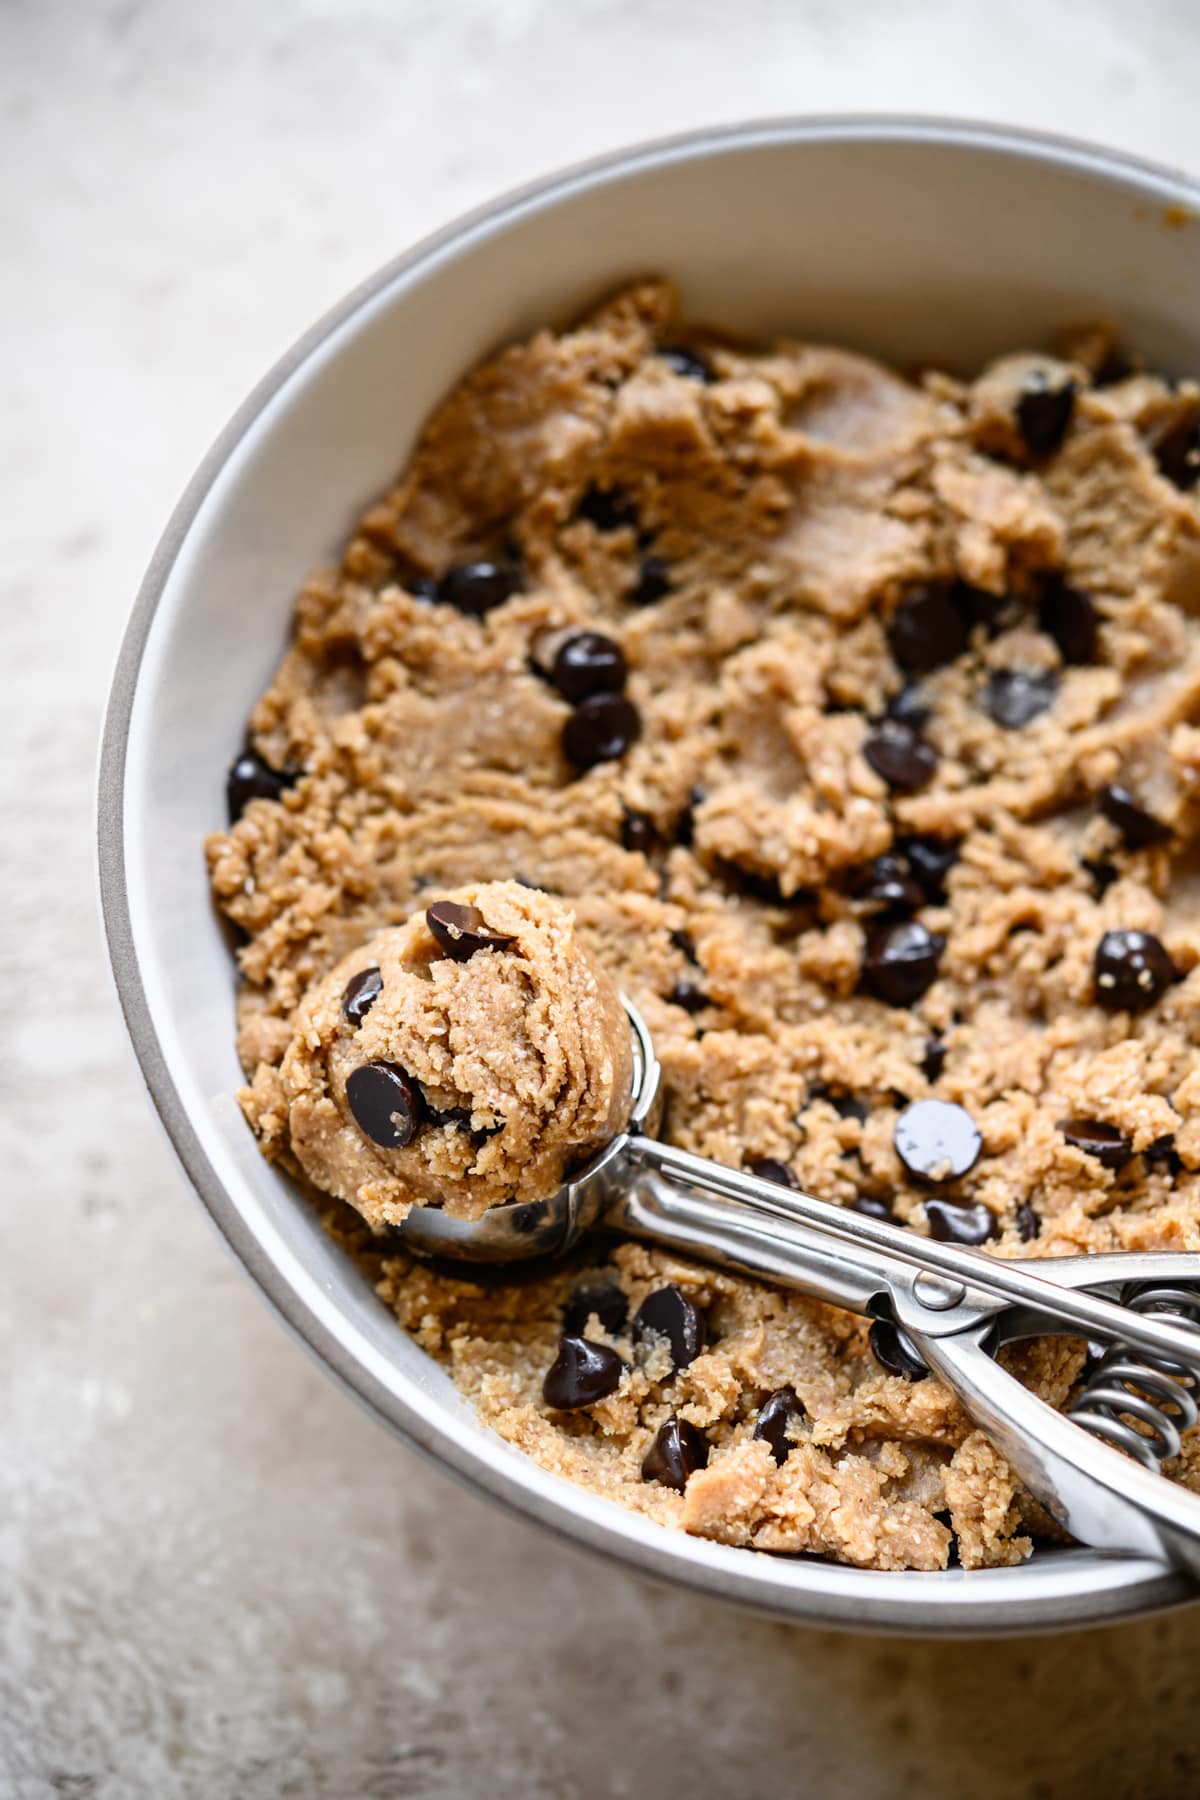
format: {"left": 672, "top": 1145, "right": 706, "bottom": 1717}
{"left": 207, "top": 278, "right": 1200, "bottom": 1572}
{"left": 275, "top": 880, "right": 633, "bottom": 1224}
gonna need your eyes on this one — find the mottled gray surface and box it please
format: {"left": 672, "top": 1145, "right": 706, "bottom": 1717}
{"left": 5, "top": 1, "right": 1200, "bottom": 1794}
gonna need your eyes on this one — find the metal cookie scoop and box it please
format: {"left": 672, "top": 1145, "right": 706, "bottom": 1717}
{"left": 397, "top": 999, "right": 1200, "bottom": 1579}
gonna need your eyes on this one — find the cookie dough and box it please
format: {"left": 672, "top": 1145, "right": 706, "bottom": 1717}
{"left": 208, "top": 279, "right": 1200, "bottom": 1571}
{"left": 272, "top": 881, "right": 633, "bottom": 1224}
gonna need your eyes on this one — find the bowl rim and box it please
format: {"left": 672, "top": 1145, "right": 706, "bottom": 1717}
{"left": 99, "top": 113, "right": 1200, "bottom": 1637}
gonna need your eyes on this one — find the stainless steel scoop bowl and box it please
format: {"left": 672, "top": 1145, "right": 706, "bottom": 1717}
{"left": 399, "top": 1000, "right": 1200, "bottom": 1582}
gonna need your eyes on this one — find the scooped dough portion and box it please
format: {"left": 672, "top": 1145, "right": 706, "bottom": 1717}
{"left": 277, "top": 881, "right": 634, "bottom": 1225}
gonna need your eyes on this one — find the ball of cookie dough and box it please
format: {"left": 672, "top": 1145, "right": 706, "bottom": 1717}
{"left": 278, "top": 881, "right": 635, "bottom": 1226}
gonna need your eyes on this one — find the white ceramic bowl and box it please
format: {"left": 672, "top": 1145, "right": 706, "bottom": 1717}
{"left": 100, "top": 118, "right": 1200, "bottom": 1635}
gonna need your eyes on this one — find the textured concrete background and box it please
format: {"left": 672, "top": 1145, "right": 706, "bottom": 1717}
{"left": 6, "top": 1, "right": 1200, "bottom": 1794}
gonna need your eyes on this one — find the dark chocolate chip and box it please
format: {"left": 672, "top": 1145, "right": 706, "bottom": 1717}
{"left": 831, "top": 1094, "right": 870, "bottom": 1123}
{"left": 1015, "top": 1201, "right": 1041, "bottom": 1242}
{"left": 437, "top": 559, "right": 521, "bottom": 616}
{"left": 542, "top": 1335, "right": 626, "bottom": 1409}
{"left": 577, "top": 485, "right": 638, "bottom": 532}
{"left": 886, "top": 684, "right": 933, "bottom": 729}
{"left": 925, "top": 1198, "right": 997, "bottom": 1245}
{"left": 670, "top": 928, "right": 701, "bottom": 965}
{"left": 862, "top": 720, "right": 938, "bottom": 793}
{"left": 1145, "top": 1134, "right": 1184, "bottom": 1178}
{"left": 1057, "top": 1119, "right": 1134, "bottom": 1170}
{"left": 668, "top": 979, "right": 709, "bottom": 1015}
{"left": 852, "top": 1195, "right": 895, "bottom": 1221}
{"left": 868, "top": 1319, "right": 928, "bottom": 1380}
{"left": 658, "top": 345, "right": 714, "bottom": 382}
{"left": 674, "top": 786, "right": 703, "bottom": 848}
{"left": 634, "top": 1284, "right": 707, "bottom": 1370}
{"left": 864, "top": 920, "right": 945, "bottom": 1007}
{"left": 226, "top": 745, "right": 299, "bottom": 822}
{"left": 894, "top": 1099, "right": 982, "bottom": 1183}
{"left": 345, "top": 1060, "right": 424, "bottom": 1148}
{"left": 563, "top": 1282, "right": 629, "bottom": 1337}
{"left": 850, "top": 854, "right": 926, "bottom": 916}
{"left": 748, "top": 1157, "right": 799, "bottom": 1188}
{"left": 562, "top": 692, "right": 642, "bottom": 769}
{"left": 981, "top": 669, "right": 1058, "bottom": 729}
{"left": 1093, "top": 929, "right": 1176, "bottom": 1013}
{"left": 549, "top": 631, "right": 628, "bottom": 703}
{"left": 753, "top": 1385, "right": 806, "bottom": 1466}
{"left": 407, "top": 574, "right": 439, "bottom": 602}
{"left": 340, "top": 965, "right": 383, "bottom": 1026}
{"left": 620, "top": 807, "right": 660, "bottom": 855}
{"left": 628, "top": 555, "right": 673, "bottom": 607}
{"left": 1015, "top": 374, "right": 1076, "bottom": 454}
{"left": 1154, "top": 415, "right": 1200, "bottom": 490}
{"left": 1099, "top": 783, "right": 1171, "bottom": 849}
{"left": 1039, "top": 577, "right": 1099, "bottom": 665}
{"left": 425, "top": 900, "right": 516, "bottom": 962}
{"left": 1093, "top": 346, "right": 1133, "bottom": 387}
{"left": 921, "top": 1037, "right": 947, "bottom": 1083}
{"left": 641, "top": 1417, "right": 709, "bottom": 1491}
{"left": 896, "top": 835, "right": 960, "bottom": 903}
{"left": 887, "top": 585, "right": 969, "bottom": 674}
{"left": 1081, "top": 856, "right": 1119, "bottom": 900}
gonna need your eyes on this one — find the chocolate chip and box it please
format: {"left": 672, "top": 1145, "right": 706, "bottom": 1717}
{"left": 864, "top": 920, "right": 945, "bottom": 1007}
{"left": 868, "top": 1319, "right": 928, "bottom": 1380}
{"left": 1015, "top": 374, "right": 1076, "bottom": 454}
{"left": 894, "top": 1099, "right": 982, "bottom": 1183}
{"left": 345, "top": 1060, "right": 424, "bottom": 1148}
{"left": 887, "top": 586, "right": 969, "bottom": 673}
{"left": 1015, "top": 1201, "right": 1041, "bottom": 1242}
{"left": 577, "top": 485, "right": 638, "bottom": 531}
{"left": 620, "top": 807, "right": 660, "bottom": 855}
{"left": 425, "top": 1102, "right": 480, "bottom": 1141}
{"left": 896, "top": 835, "right": 960, "bottom": 903}
{"left": 562, "top": 692, "right": 641, "bottom": 768}
{"left": 753, "top": 1385, "right": 806, "bottom": 1465}
{"left": 1039, "top": 577, "right": 1099, "bottom": 664}
{"left": 852, "top": 1196, "right": 895, "bottom": 1221}
{"left": 830, "top": 1093, "right": 870, "bottom": 1123}
{"left": 543, "top": 1335, "right": 626, "bottom": 1409}
{"left": 425, "top": 900, "right": 516, "bottom": 962}
{"left": 641, "top": 1417, "right": 709, "bottom": 1491}
{"left": 670, "top": 929, "right": 701, "bottom": 965}
{"left": 634, "top": 1284, "right": 707, "bottom": 1370}
{"left": 549, "top": 631, "right": 628, "bottom": 703}
{"left": 628, "top": 556, "right": 672, "bottom": 607}
{"left": 406, "top": 574, "right": 439, "bottom": 602}
{"left": 1099, "top": 783, "right": 1171, "bottom": 849}
{"left": 887, "top": 684, "right": 933, "bottom": 729}
{"left": 981, "top": 669, "right": 1058, "bottom": 729}
{"left": 1093, "top": 929, "right": 1176, "bottom": 1013}
{"left": 1057, "top": 1119, "right": 1134, "bottom": 1170}
{"left": 925, "top": 1198, "right": 997, "bottom": 1245}
{"left": 437, "top": 559, "right": 521, "bottom": 616}
{"left": 674, "top": 786, "right": 703, "bottom": 848}
{"left": 341, "top": 965, "right": 383, "bottom": 1026}
{"left": 563, "top": 1282, "right": 629, "bottom": 1337}
{"left": 1081, "top": 856, "right": 1119, "bottom": 900}
{"left": 667, "top": 979, "right": 709, "bottom": 1015}
{"left": 1093, "top": 346, "right": 1133, "bottom": 387}
{"left": 921, "top": 1037, "right": 947, "bottom": 1082}
{"left": 658, "top": 345, "right": 713, "bottom": 382}
{"left": 850, "top": 855, "right": 925, "bottom": 916}
{"left": 862, "top": 720, "right": 938, "bottom": 792}
{"left": 748, "top": 1157, "right": 799, "bottom": 1188}
{"left": 1154, "top": 415, "right": 1200, "bottom": 490}
{"left": 226, "top": 745, "right": 299, "bottom": 822}
{"left": 1145, "top": 1134, "right": 1184, "bottom": 1178}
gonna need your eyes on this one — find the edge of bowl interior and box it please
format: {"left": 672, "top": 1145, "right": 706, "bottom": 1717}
{"left": 99, "top": 114, "right": 1200, "bottom": 1637}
